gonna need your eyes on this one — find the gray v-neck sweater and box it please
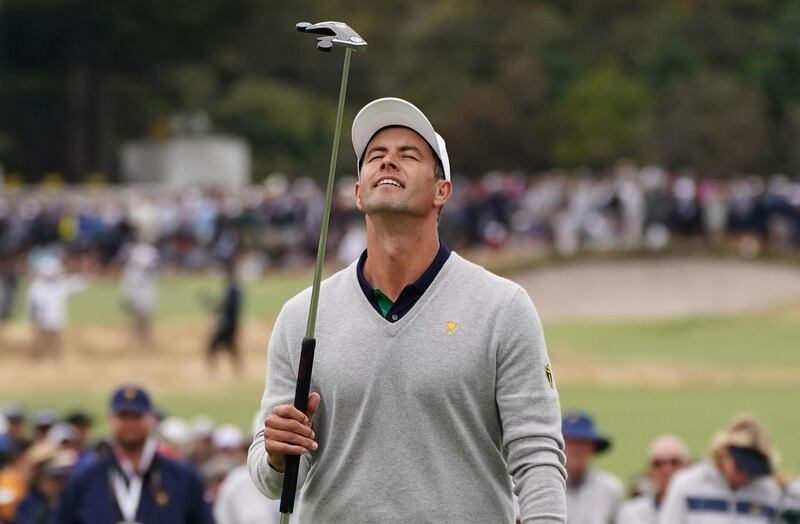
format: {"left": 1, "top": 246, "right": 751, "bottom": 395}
{"left": 248, "top": 252, "right": 567, "bottom": 523}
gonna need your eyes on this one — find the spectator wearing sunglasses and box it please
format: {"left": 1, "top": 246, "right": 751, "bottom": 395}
{"left": 617, "top": 435, "right": 690, "bottom": 524}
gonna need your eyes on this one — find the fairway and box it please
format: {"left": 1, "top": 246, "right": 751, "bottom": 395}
{"left": 1, "top": 256, "right": 799, "bottom": 485}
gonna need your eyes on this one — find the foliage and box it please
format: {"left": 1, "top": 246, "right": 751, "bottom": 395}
{"left": 2, "top": 0, "right": 800, "bottom": 180}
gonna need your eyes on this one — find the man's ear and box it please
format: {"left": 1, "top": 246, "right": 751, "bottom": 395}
{"left": 355, "top": 179, "right": 364, "bottom": 212}
{"left": 434, "top": 179, "right": 452, "bottom": 210}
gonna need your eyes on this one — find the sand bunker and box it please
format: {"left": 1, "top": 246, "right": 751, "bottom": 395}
{"left": 512, "top": 257, "right": 800, "bottom": 321}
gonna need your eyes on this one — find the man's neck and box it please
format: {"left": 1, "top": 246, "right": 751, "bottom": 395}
{"left": 362, "top": 214, "right": 441, "bottom": 301}
{"left": 115, "top": 444, "right": 145, "bottom": 473}
{"left": 566, "top": 468, "right": 587, "bottom": 487}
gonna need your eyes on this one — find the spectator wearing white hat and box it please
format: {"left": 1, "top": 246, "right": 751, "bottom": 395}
{"left": 188, "top": 416, "right": 216, "bottom": 470}
{"left": 215, "top": 414, "right": 292, "bottom": 524}
{"left": 46, "top": 422, "right": 80, "bottom": 453}
{"left": 25, "top": 256, "right": 89, "bottom": 358}
{"left": 158, "top": 416, "right": 191, "bottom": 460}
{"left": 213, "top": 424, "right": 246, "bottom": 465}
{"left": 121, "top": 242, "right": 159, "bottom": 348}
{"left": 617, "top": 435, "right": 690, "bottom": 524}
{"left": 31, "top": 410, "right": 57, "bottom": 445}
{"left": 659, "top": 415, "right": 782, "bottom": 524}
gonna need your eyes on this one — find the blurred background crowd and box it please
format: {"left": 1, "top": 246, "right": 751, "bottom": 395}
{"left": 2, "top": 167, "right": 799, "bottom": 279}
{"left": 0, "top": 389, "right": 259, "bottom": 524}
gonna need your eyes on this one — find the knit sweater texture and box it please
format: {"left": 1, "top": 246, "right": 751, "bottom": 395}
{"left": 248, "top": 252, "right": 567, "bottom": 523}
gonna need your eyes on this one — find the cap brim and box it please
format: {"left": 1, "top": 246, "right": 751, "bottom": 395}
{"left": 729, "top": 446, "right": 772, "bottom": 477}
{"left": 112, "top": 404, "right": 148, "bottom": 414}
{"left": 352, "top": 97, "right": 450, "bottom": 180}
{"left": 563, "top": 431, "right": 612, "bottom": 454}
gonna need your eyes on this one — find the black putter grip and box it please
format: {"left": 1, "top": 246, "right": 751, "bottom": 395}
{"left": 279, "top": 336, "right": 316, "bottom": 514}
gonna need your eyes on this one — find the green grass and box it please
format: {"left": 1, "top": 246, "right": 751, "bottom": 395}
{"left": 546, "top": 315, "right": 800, "bottom": 368}
{"left": 11, "top": 271, "right": 316, "bottom": 326}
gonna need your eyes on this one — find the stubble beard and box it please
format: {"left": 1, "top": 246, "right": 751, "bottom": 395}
{"left": 362, "top": 190, "right": 427, "bottom": 218}
{"left": 116, "top": 434, "right": 147, "bottom": 453}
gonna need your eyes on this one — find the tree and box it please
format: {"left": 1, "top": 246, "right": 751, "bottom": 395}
{"left": 554, "top": 65, "right": 654, "bottom": 168}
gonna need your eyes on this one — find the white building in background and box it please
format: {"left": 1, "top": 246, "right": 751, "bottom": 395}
{"left": 120, "top": 135, "right": 251, "bottom": 189}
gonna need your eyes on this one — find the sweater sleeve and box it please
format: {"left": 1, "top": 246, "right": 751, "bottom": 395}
{"left": 498, "top": 288, "right": 567, "bottom": 523}
{"left": 248, "top": 303, "right": 312, "bottom": 500}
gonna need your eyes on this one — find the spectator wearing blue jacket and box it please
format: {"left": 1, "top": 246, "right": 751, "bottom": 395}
{"left": 53, "top": 385, "right": 213, "bottom": 524}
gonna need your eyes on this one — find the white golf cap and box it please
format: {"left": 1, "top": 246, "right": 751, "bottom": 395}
{"left": 212, "top": 424, "right": 244, "bottom": 449}
{"left": 352, "top": 97, "right": 450, "bottom": 181}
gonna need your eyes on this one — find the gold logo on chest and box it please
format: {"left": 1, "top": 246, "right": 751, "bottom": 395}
{"left": 446, "top": 321, "right": 458, "bottom": 335}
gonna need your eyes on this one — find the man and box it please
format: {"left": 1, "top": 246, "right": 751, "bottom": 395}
{"left": 0, "top": 249, "right": 20, "bottom": 328}
{"left": 616, "top": 434, "right": 690, "bottom": 524}
{"left": 25, "top": 257, "right": 88, "bottom": 358}
{"left": 65, "top": 411, "right": 94, "bottom": 468}
{"left": 54, "top": 385, "right": 213, "bottom": 523}
{"left": 0, "top": 429, "right": 28, "bottom": 523}
{"left": 120, "top": 242, "right": 159, "bottom": 348}
{"left": 188, "top": 416, "right": 215, "bottom": 470}
{"left": 561, "top": 411, "right": 623, "bottom": 524}
{"left": 658, "top": 415, "right": 782, "bottom": 523}
{"left": 2, "top": 404, "right": 29, "bottom": 450}
{"left": 216, "top": 413, "right": 291, "bottom": 524}
{"left": 206, "top": 261, "right": 242, "bottom": 373}
{"left": 248, "top": 97, "right": 566, "bottom": 522}
{"left": 15, "top": 444, "right": 77, "bottom": 524}
{"left": 31, "top": 410, "right": 57, "bottom": 444}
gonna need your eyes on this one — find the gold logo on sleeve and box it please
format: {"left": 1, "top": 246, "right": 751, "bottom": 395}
{"left": 545, "top": 364, "right": 554, "bottom": 388}
{"left": 446, "top": 321, "right": 458, "bottom": 335}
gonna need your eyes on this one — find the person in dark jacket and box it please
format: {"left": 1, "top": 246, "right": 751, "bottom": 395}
{"left": 53, "top": 385, "right": 214, "bottom": 524}
{"left": 206, "top": 262, "right": 242, "bottom": 373}
{"left": 16, "top": 446, "right": 76, "bottom": 524}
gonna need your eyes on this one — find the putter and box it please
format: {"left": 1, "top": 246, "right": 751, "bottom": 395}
{"left": 279, "top": 21, "right": 367, "bottom": 524}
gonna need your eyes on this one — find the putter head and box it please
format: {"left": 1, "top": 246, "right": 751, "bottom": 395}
{"left": 296, "top": 21, "right": 367, "bottom": 52}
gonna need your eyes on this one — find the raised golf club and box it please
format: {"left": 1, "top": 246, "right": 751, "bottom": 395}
{"left": 279, "top": 20, "right": 367, "bottom": 523}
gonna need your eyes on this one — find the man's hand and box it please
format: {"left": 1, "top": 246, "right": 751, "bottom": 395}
{"left": 264, "top": 392, "right": 321, "bottom": 472}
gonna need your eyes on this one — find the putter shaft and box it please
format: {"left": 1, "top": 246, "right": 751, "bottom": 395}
{"left": 280, "top": 46, "right": 353, "bottom": 520}
{"left": 306, "top": 47, "right": 352, "bottom": 339}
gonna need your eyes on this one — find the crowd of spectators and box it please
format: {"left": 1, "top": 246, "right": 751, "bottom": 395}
{"left": 1, "top": 166, "right": 799, "bottom": 279}
{"left": 561, "top": 411, "right": 800, "bottom": 524}
{"left": 2, "top": 394, "right": 799, "bottom": 523}
{"left": 0, "top": 389, "right": 282, "bottom": 524}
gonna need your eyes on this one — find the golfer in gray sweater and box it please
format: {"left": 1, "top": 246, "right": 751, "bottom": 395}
{"left": 248, "top": 97, "right": 567, "bottom": 523}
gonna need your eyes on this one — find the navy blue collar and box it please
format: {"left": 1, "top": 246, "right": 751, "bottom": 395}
{"left": 356, "top": 241, "right": 451, "bottom": 322}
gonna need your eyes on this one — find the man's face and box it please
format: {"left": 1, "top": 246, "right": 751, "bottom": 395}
{"left": 7, "top": 418, "right": 24, "bottom": 438}
{"left": 648, "top": 453, "right": 687, "bottom": 496}
{"left": 73, "top": 423, "right": 91, "bottom": 446}
{"left": 719, "top": 451, "right": 752, "bottom": 489}
{"left": 355, "top": 126, "right": 450, "bottom": 218}
{"left": 564, "top": 438, "right": 596, "bottom": 479}
{"left": 110, "top": 411, "right": 154, "bottom": 451}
